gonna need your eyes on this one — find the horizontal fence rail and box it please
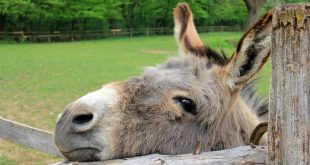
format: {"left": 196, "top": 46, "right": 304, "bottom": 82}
{"left": 0, "top": 26, "right": 243, "bottom": 43}
{"left": 0, "top": 116, "right": 63, "bottom": 157}
{"left": 52, "top": 146, "right": 267, "bottom": 165}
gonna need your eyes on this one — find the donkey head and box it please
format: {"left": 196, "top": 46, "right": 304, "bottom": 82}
{"left": 54, "top": 3, "right": 272, "bottom": 161}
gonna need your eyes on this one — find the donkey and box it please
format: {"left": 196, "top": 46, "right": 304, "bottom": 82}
{"left": 54, "top": 3, "right": 272, "bottom": 161}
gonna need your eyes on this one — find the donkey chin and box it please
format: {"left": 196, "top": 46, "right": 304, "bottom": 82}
{"left": 54, "top": 110, "right": 107, "bottom": 161}
{"left": 54, "top": 127, "right": 106, "bottom": 161}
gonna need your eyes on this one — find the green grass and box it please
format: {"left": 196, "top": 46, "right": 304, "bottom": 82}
{"left": 0, "top": 32, "right": 270, "bottom": 164}
{"left": 0, "top": 157, "right": 16, "bottom": 165}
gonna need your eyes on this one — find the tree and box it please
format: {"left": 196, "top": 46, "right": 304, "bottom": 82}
{"left": 243, "top": 0, "right": 265, "bottom": 29}
{"left": 0, "top": 0, "right": 36, "bottom": 31}
{"left": 30, "top": 0, "right": 64, "bottom": 31}
{"left": 205, "top": 0, "right": 246, "bottom": 26}
{"left": 0, "top": 0, "right": 305, "bottom": 33}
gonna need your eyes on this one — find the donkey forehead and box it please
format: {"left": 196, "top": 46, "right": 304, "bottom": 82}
{"left": 123, "top": 57, "right": 219, "bottom": 100}
{"left": 143, "top": 57, "right": 215, "bottom": 84}
{"left": 160, "top": 56, "right": 211, "bottom": 70}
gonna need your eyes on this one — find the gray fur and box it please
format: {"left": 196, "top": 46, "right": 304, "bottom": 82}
{"left": 54, "top": 3, "right": 271, "bottom": 161}
{"left": 111, "top": 56, "right": 266, "bottom": 158}
{"left": 241, "top": 81, "right": 269, "bottom": 121}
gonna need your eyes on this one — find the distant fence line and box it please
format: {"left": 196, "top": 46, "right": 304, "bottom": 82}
{"left": 0, "top": 26, "right": 243, "bottom": 42}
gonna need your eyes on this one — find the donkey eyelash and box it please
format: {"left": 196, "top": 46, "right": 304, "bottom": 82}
{"left": 173, "top": 96, "right": 197, "bottom": 115}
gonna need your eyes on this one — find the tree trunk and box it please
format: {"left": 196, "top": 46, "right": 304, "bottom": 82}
{"left": 82, "top": 18, "right": 87, "bottom": 39}
{"left": 243, "top": 0, "right": 265, "bottom": 29}
{"left": 37, "top": 15, "right": 42, "bottom": 32}
{"left": 268, "top": 3, "right": 310, "bottom": 165}
{"left": 71, "top": 19, "right": 76, "bottom": 41}
{"left": 0, "top": 14, "right": 5, "bottom": 31}
{"left": 71, "top": 19, "right": 76, "bottom": 31}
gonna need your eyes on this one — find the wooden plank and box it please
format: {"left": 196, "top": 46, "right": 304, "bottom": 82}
{"left": 52, "top": 146, "right": 266, "bottom": 165}
{"left": 0, "top": 116, "right": 63, "bottom": 157}
{"left": 268, "top": 3, "right": 310, "bottom": 165}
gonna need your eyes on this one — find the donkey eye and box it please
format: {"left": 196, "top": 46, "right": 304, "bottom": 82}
{"left": 173, "top": 97, "right": 197, "bottom": 115}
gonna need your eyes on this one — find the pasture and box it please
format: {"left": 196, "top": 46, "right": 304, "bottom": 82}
{"left": 0, "top": 32, "right": 270, "bottom": 164}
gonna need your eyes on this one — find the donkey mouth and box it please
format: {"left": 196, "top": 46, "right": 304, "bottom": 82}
{"left": 62, "top": 147, "right": 101, "bottom": 161}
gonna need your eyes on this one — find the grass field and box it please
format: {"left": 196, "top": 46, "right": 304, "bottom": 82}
{"left": 0, "top": 32, "right": 270, "bottom": 164}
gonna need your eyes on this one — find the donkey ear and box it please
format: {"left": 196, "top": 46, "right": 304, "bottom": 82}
{"left": 173, "top": 3, "right": 227, "bottom": 64}
{"left": 173, "top": 3, "right": 204, "bottom": 56}
{"left": 224, "top": 12, "right": 273, "bottom": 91}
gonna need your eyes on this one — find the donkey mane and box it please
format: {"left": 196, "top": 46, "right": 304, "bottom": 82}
{"left": 241, "top": 80, "right": 268, "bottom": 120}
{"left": 183, "top": 37, "right": 229, "bottom": 66}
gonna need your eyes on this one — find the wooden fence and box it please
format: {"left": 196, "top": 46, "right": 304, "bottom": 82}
{"left": 0, "top": 3, "right": 309, "bottom": 165}
{"left": 267, "top": 3, "right": 310, "bottom": 164}
{"left": 0, "top": 26, "right": 242, "bottom": 43}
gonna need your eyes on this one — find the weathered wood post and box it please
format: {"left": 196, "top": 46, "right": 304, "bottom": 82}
{"left": 268, "top": 3, "right": 310, "bottom": 165}
{"left": 130, "top": 28, "right": 133, "bottom": 37}
{"left": 48, "top": 32, "right": 51, "bottom": 43}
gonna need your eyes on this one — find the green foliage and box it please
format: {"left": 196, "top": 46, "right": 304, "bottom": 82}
{"left": 0, "top": 0, "right": 306, "bottom": 32}
{"left": 203, "top": 0, "right": 247, "bottom": 25}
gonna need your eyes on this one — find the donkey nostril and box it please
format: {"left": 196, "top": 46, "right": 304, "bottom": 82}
{"left": 72, "top": 114, "right": 93, "bottom": 125}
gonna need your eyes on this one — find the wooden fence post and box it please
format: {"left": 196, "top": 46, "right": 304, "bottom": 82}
{"left": 268, "top": 3, "right": 310, "bottom": 165}
{"left": 70, "top": 31, "right": 74, "bottom": 41}
{"left": 146, "top": 28, "right": 149, "bottom": 36}
{"left": 130, "top": 28, "right": 133, "bottom": 37}
{"left": 48, "top": 32, "right": 51, "bottom": 42}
